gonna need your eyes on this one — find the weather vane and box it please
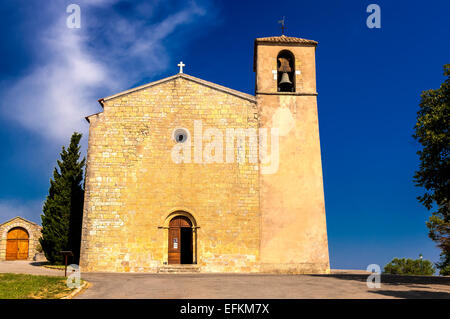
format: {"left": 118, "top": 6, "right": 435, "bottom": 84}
{"left": 278, "top": 16, "right": 286, "bottom": 35}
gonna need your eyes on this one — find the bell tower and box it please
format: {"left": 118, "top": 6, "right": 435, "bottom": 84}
{"left": 254, "top": 35, "right": 330, "bottom": 273}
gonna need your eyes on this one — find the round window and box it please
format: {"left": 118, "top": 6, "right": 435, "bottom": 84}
{"left": 173, "top": 128, "right": 189, "bottom": 143}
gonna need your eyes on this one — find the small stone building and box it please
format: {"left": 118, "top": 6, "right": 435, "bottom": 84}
{"left": 80, "top": 35, "right": 330, "bottom": 273}
{"left": 0, "top": 217, "right": 42, "bottom": 261}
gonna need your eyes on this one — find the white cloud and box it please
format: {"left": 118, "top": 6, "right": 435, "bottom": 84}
{"left": 0, "top": 199, "right": 44, "bottom": 225}
{"left": 1, "top": 0, "right": 209, "bottom": 142}
{"left": 0, "top": 1, "right": 213, "bottom": 223}
{"left": 2, "top": 28, "right": 108, "bottom": 140}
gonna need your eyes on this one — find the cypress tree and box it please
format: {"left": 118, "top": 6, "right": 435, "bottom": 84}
{"left": 40, "top": 132, "right": 85, "bottom": 264}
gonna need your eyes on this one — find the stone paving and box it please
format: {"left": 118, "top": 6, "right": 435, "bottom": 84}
{"left": 0, "top": 261, "right": 448, "bottom": 299}
{"left": 76, "top": 271, "right": 450, "bottom": 299}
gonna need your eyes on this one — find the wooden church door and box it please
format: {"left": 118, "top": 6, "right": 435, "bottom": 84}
{"left": 168, "top": 216, "right": 193, "bottom": 264}
{"left": 168, "top": 227, "right": 180, "bottom": 264}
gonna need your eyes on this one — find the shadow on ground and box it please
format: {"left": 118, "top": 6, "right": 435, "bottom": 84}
{"left": 311, "top": 274, "right": 450, "bottom": 299}
{"left": 312, "top": 274, "right": 450, "bottom": 285}
{"left": 368, "top": 289, "right": 450, "bottom": 299}
{"left": 29, "top": 262, "right": 47, "bottom": 267}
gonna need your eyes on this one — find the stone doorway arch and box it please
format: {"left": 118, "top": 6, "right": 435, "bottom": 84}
{"left": 160, "top": 211, "right": 198, "bottom": 265}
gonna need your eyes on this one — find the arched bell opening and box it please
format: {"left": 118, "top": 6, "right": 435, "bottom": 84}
{"left": 277, "top": 50, "right": 296, "bottom": 92}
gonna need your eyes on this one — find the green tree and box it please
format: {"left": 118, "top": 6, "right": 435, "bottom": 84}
{"left": 383, "top": 258, "right": 435, "bottom": 276}
{"left": 40, "top": 132, "right": 85, "bottom": 264}
{"left": 413, "top": 64, "right": 450, "bottom": 275}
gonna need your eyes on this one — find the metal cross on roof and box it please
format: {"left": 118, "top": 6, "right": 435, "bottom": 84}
{"left": 178, "top": 61, "right": 185, "bottom": 73}
{"left": 278, "top": 16, "right": 286, "bottom": 35}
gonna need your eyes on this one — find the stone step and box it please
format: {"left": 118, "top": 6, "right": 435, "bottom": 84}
{"left": 157, "top": 265, "right": 201, "bottom": 273}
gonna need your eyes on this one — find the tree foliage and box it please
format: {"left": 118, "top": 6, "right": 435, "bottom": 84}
{"left": 40, "top": 133, "right": 85, "bottom": 265}
{"left": 413, "top": 64, "right": 450, "bottom": 275}
{"left": 383, "top": 258, "right": 435, "bottom": 276}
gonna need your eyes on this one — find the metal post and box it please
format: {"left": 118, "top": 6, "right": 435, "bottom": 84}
{"left": 65, "top": 255, "right": 68, "bottom": 277}
{"left": 60, "top": 251, "right": 73, "bottom": 278}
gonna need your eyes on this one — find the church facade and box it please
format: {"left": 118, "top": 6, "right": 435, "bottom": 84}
{"left": 80, "top": 35, "right": 330, "bottom": 273}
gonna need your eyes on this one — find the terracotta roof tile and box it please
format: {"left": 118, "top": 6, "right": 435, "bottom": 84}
{"left": 255, "top": 35, "right": 318, "bottom": 45}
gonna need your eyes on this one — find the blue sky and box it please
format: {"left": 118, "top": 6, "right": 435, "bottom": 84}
{"left": 0, "top": 0, "right": 448, "bottom": 270}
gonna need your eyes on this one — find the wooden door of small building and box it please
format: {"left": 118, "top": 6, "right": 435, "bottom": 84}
{"left": 6, "top": 227, "right": 29, "bottom": 260}
{"left": 168, "top": 216, "right": 193, "bottom": 264}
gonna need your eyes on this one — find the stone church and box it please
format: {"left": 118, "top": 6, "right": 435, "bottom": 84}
{"left": 80, "top": 35, "right": 330, "bottom": 273}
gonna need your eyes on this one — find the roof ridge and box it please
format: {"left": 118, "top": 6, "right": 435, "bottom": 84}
{"left": 0, "top": 216, "right": 41, "bottom": 227}
{"left": 255, "top": 35, "right": 318, "bottom": 45}
{"left": 180, "top": 73, "right": 256, "bottom": 102}
{"left": 100, "top": 73, "right": 256, "bottom": 105}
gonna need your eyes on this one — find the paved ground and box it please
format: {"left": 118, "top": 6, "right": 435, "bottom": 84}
{"left": 0, "top": 260, "right": 64, "bottom": 276}
{"left": 1, "top": 261, "right": 449, "bottom": 298}
{"left": 76, "top": 272, "right": 450, "bottom": 299}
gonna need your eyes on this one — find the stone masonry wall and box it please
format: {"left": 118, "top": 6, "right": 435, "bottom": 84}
{"left": 80, "top": 76, "right": 261, "bottom": 272}
{"left": 255, "top": 43, "right": 330, "bottom": 274}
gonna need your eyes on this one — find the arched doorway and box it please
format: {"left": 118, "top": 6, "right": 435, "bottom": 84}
{"left": 6, "top": 227, "right": 29, "bottom": 260}
{"left": 168, "top": 216, "right": 193, "bottom": 264}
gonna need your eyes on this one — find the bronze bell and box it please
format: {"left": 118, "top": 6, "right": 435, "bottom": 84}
{"left": 279, "top": 72, "right": 292, "bottom": 85}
